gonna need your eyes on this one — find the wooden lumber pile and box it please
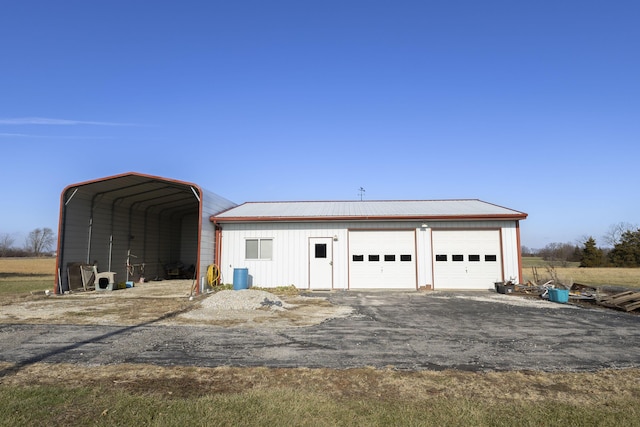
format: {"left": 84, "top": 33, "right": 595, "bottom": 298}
{"left": 599, "top": 291, "right": 640, "bottom": 312}
{"left": 569, "top": 283, "right": 597, "bottom": 301}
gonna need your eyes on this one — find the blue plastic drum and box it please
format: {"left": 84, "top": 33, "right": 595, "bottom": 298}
{"left": 233, "top": 268, "right": 249, "bottom": 290}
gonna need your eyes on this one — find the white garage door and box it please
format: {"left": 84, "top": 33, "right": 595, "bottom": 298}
{"left": 349, "top": 230, "right": 416, "bottom": 289}
{"left": 432, "top": 230, "right": 503, "bottom": 289}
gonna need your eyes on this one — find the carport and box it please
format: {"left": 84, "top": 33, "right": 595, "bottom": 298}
{"left": 55, "top": 172, "right": 235, "bottom": 293}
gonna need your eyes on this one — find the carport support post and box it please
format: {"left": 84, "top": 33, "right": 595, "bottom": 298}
{"left": 86, "top": 217, "right": 93, "bottom": 264}
{"left": 108, "top": 234, "right": 113, "bottom": 271}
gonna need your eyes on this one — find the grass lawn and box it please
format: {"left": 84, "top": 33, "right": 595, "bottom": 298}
{"left": 1, "top": 363, "right": 639, "bottom": 427}
{"left": 0, "top": 257, "right": 56, "bottom": 295}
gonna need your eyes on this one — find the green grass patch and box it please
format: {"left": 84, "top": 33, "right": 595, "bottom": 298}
{"left": 0, "top": 258, "right": 56, "bottom": 296}
{"left": 0, "top": 384, "right": 638, "bottom": 427}
{"left": 2, "top": 364, "right": 639, "bottom": 427}
{"left": 0, "top": 276, "right": 54, "bottom": 295}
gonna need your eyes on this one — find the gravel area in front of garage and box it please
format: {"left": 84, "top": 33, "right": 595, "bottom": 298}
{"left": 1, "top": 290, "right": 639, "bottom": 373}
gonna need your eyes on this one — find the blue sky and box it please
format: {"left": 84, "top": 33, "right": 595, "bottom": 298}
{"left": 1, "top": 0, "right": 638, "bottom": 250}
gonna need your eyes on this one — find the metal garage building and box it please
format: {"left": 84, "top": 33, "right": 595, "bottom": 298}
{"left": 55, "top": 172, "right": 235, "bottom": 293}
{"left": 212, "top": 200, "right": 527, "bottom": 290}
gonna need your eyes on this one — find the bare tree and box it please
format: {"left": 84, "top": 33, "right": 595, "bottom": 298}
{"left": 575, "top": 234, "right": 592, "bottom": 246}
{"left": 0, "top": 233, "right": 15, "bottom": 257}
{"left": 603, "top": 222, "right": 637, "bottom": 247}
{"left": 24, "top": 228, "right": 56, "bottom": 256}
{"left": 538, "top": 242, "right": 577, "bottom": 264}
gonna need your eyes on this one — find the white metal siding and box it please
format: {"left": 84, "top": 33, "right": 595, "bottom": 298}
{"left": 220, "top": 222, "right": 332, "bottom": 288}
{"left": 348, "top": 230, "right": 416, "bottom": 289}
{"left": 220, "top": 221, "right": 422, "bottom": 289}
{"left": 218, "top": 220, "right": 521, "bottom": 291}
{"left": 500, "top": 222, "right": 521, "bottom": 283}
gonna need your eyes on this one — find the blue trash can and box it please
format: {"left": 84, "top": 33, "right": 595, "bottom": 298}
{"left": 233, "top": 268, "right": 249, "bottom": 290}
{"left": 548, "top": 288, "right": 569, "bottom": 303}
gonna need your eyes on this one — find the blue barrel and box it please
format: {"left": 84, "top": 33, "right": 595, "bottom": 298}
{"left": 233, "top": 268, "right": 249, "bottom": 290}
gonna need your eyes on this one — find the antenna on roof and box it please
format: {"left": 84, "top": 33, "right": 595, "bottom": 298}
{"left": 358, "top": 187, "right": 365, "bottom": 201}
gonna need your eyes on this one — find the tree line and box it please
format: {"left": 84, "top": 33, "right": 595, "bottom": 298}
{"left": 523, "top": 222, "right": 640, "bottom": 268}
{"left": 0, "top": 228, "right": 56, "bottom": 257}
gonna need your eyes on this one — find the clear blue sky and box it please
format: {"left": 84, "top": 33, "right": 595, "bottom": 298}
{"left": 1, "top": 1, "right": 638, "bottom": 250}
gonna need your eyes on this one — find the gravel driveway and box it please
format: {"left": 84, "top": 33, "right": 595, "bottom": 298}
{"left": 1, "top": 290, "right": 639, "bottom": 373}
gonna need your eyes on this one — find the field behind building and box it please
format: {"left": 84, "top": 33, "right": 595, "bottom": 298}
{"left": 521, "top": 257, "right": 640, "bottom": 288}
{"left": 0, "top": 257, "right": 56, "bottom": 295}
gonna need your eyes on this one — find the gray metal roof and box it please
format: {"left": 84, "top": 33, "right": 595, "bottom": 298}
{"left": 213, "top": 200, "right": 527, "bottom": 221}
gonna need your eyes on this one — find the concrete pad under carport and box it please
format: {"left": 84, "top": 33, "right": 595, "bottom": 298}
{"left": 0, "top": 291, "right": 638, "bottom": 373}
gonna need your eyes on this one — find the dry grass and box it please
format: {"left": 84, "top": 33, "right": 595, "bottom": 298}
{"left": 522, "top": 266, "right": 640, "bottom": 288}
{"left": 1, "top": 362, "right": 639, "bottom": 426}
{"left": 1, "top": 362, "right": 637, "bottom": 404}
{"left": 0, "top": 257, "right": 56, "bottom": 275}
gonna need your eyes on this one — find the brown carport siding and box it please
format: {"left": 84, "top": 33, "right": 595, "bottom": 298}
{"left": 55, "top": 172, "right": 235, "bottom": 293}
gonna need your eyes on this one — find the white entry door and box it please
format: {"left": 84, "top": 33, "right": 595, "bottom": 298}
{"left": 309, "top": 237, "right": 333, "bottom": 289}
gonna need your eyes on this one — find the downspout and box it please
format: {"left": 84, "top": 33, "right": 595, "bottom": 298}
{"left": 214, "top": 219, "right": 222, "bottom": 286}
{"left": 516, "top": 220, "right": 523, "bottom": 283}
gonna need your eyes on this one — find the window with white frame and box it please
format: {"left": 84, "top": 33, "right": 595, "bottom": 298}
{"left": 245, "top": 238, "right": 273, "bottom": 260}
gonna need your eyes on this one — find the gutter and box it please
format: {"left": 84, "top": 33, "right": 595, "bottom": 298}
{"left": 210, "top": 213, "right": 528, "bottom": 223}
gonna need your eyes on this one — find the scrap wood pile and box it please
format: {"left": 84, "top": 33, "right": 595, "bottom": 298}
{"left": 514, "top": 267, "right": 640, "bottom": 313}
{"left": 516, "top": 281, "right": 598, "bottom": 300}
{"left": 598, "top": 291, "right": 640, "bottom": 312}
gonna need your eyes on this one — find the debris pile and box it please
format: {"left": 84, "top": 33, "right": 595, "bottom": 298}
{"left": 516, "top": 281, "right": 601, "bottom": 302}
{"left": 199, "top": 289, "right": 293, "bottom": 311}
{"left": 508, "top": 269, "right": 640, "bottom": 313}
{"left": 599, "top": 291, "right": 640, "bottom": 312}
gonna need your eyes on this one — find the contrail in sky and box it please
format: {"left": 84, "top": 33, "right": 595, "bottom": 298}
{"left": 0, "top": 117, "right": 137, "bottom": 126}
